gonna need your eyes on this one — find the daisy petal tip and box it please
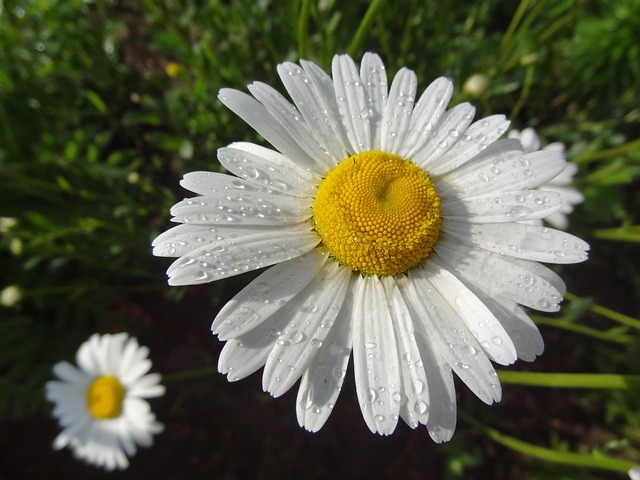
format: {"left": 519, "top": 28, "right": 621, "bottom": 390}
{"left": 430, "top": 428, "right": 455, "bottom": 444}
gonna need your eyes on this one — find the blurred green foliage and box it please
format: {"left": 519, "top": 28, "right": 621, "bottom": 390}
{"left": 0, "top": 0, "right": 638, "bottom": 477}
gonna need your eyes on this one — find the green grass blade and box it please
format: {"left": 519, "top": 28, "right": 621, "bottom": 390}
{"left": 460, "top": 412, "right": 637, "bottom": 474}
{"left": 497, "top": 371, "right": 640, "bottom": 390}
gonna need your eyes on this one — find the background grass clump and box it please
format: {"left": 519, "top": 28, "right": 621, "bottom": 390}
{"left": 1, "top": 0, "right": 639, "bottom": 478}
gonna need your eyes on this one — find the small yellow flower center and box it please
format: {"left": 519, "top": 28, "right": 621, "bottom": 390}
{"left": 86, "top": 376, "right": 125, "bottom": 419}
{"left": 313, "top": 150, "right": 442, "bottom": 275}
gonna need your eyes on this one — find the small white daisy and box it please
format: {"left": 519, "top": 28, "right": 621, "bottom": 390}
{"left": 46, "top": 333, "right": 165, "bottom": 470}
{"left": 508, "top": 128, "right": 584, "bottom": 229}
{"left": 153, "top": 53, "right": 589, "bottom": 440}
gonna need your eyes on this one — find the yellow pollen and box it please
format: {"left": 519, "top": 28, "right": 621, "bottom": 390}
{"left": 86, "top": 376, "right": 125, "bottom": 419}
{"left": 313, "top": 150, "right": 442, "bottom": 275}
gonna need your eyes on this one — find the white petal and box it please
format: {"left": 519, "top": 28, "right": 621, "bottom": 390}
{"left": 438, "top": 140, "right": 566, "bottom": 197}
{"left": 408, "top": 266, "right": 502, "bottom": 405}
{"left": 212, "top": 249, "right": 327, "bottom": 339}
{"left": 442, "top": 190, "right": 562, "bottom": 223}
{"left": 178, "top": 171, "right": 253, "bottom": 196}
{"left": 426, "top": 256, "right": 518, "bottom": 365}
{"left": 332, "top": 54, "right": 372, "bottom": 152}
{"left": 46, "top": 380, "right": 85, "bottom": 405}
{"left": 508, "top": 256, "right": 567, "bottom": 295}
{"left": 352, "top": 276, "right": 401, "bottom": 435}
{"left": 104, "top": 333, "right": 128, "bottom": 375}
{"left": 381, "top": 68, "right": 417, "bottom": 154}
{"left": 93, "top": 333, "right": 113, "bottom": 374}
{"left": 115, "top": 420, "right": 138, "bottom": 457}
{"left": 542, "top": 184, "right": 585, "bottom": 207}
{"left": 218, "top": 88, "right": 321, "bottom": 173}
{"left": 170, "top": 186, "right": 312, "bottom": 226}
{"left": 177, "top": 171, "right": 312, "bottom": 222}
{"left": 380, "top": 276, "right": 431, "bottom": 429}
{"left": 52, "top": 361, "right": 89, "bottom": 384}
{"left": 276, "top": 62, "right": 348, "bottom": 166}
{"left": 121, "top": 397, "right": 155, "bottom": 445}
{"left": 443, "top": 220, "right": 590, "bottom": 264}
{"left": 296, "top": 275, "right": 356, "bottom": 432}
{"left": 476, "top": 293, "right": 544, "bottom": 362}
{"left": 429, "top": 115, "right": 511, "bottom": 175}
{"left": 548, "top": 162, "right": 577, "bottom": 185}
{"left": 545, "top": 211, "right": 568, "bottom": 229}
{"left": 399, "top": 77, "right": 454, "bottom": 158}
{"left": 413, "top": 103, "right": 476, "bottom": 169}
{"left": 218, "top": 335, "right": 273, "bottom": 382}
{"left": 76, "top": 334, "right": 101, "bottom": 375}
{"left": 127, "top": 373, "right": 165, "bottom": 399}
{"left": 247, "top": 81, "right": 334, "bottom": 168}
{"left": 396, "top": 275, "right": 457, "bottom": 442}
{"left": 262, "top": 261, "right": 351, "bottom": 397}
{"left": 121, "top": 357, "right": 151, "bottom": 384}
{"left": 359, "top": 52, "right": 388, "bottom": 150}
{"left": 300, "top": 59, "right": 353, "bottom": 156}
{"left": 435, "top": 236, "right": 565, "bottom": 312}
{"left": 217, "top": 142, "right": 320, "bottom": 197}
{"left": 117, "top": 336, "right": 145, "bottom": 379}
{"left": 166, "top": 223, "right": 319, "bottom": 285}
{"left": 153, "top": 223, "right": 272, "bottom": 258}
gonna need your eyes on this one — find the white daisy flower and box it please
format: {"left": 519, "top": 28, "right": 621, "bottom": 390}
{"left": 508, "top": 128, "right": 585, "bottom": 229}
{"left": 153, "top": 53, "right": 589, "bottom": 440}
{"left": 46, "top": 333, "right": 165, "bottom": 470}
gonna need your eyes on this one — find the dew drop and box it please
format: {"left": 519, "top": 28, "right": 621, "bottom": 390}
{"left": 538, "top": 298, "right": 551, "bottom": 309}
{"left": 290, "top": 331, "right": 305, "bottom": 344}
{"left": 412, "top": 379, "right": 424, "bottom": 394}
{"left": 366, "top": 388, "right": 379, "bottom": 404}
{"left": 464, "top": 345, "right": 477, "bottom": 356}
{"left": 194, "top": 270, "right": 209, "bottom": 280}
{"left": 414, "top": 400, "right": 428, "bottom": 415}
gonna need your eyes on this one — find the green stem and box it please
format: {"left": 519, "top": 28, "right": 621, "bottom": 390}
{"left": 594, "top": 225, "right": 640, "bottom": 243}
{"left": 532, "top": 315, "right": 636, "bottom": 344}
{"left": 297, "top": 0, "right": 311, "bottom": 59}
{"left": 24, "top": 283, "right": 166, "bottom": 297}
{"left": 565, "top": 292, "right": 640, "bottom": 331}
{"left": 162, "top": 366, "right": 218, "bottom": 383}
{"left": 500, "top": 0, "right": 529, "bottom": 51}
{"left": 347, "top": 0, "right": 386, "bottom": 57}
{"left": 460, "top": 411, "right": 636, "bottom": 474}
{"left": 573, "top": 137, "right": 640, "bottom": 165}
{"left": 497, "top": 371, "right": 640, "bottom": 390}
{"left": 510, "top": 63, "right": 534, "bottom": 119}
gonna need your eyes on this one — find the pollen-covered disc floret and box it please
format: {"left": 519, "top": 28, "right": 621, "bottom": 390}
{"left": 314, "top": 151, "right": 441, "bottom": 275}
{"left": 86, "top": 376, "right": 125, "bottom": 419}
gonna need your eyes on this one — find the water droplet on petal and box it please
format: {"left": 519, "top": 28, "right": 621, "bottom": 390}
{"left": 412, "top": 379, "right": 424, "bottom": 394}
{"left": 367, "top": 388, "right": 378, "bottom": 404}
{"left": 414, "top": 400, "right": 428, "bottom": 415}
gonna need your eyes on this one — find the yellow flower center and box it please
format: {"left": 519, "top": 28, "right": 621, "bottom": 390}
{"left": 86, "top": 376, "right": 125, "bottom": 419}
{"left": 313, "top": 150, "right": 442, "bottom": 275}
